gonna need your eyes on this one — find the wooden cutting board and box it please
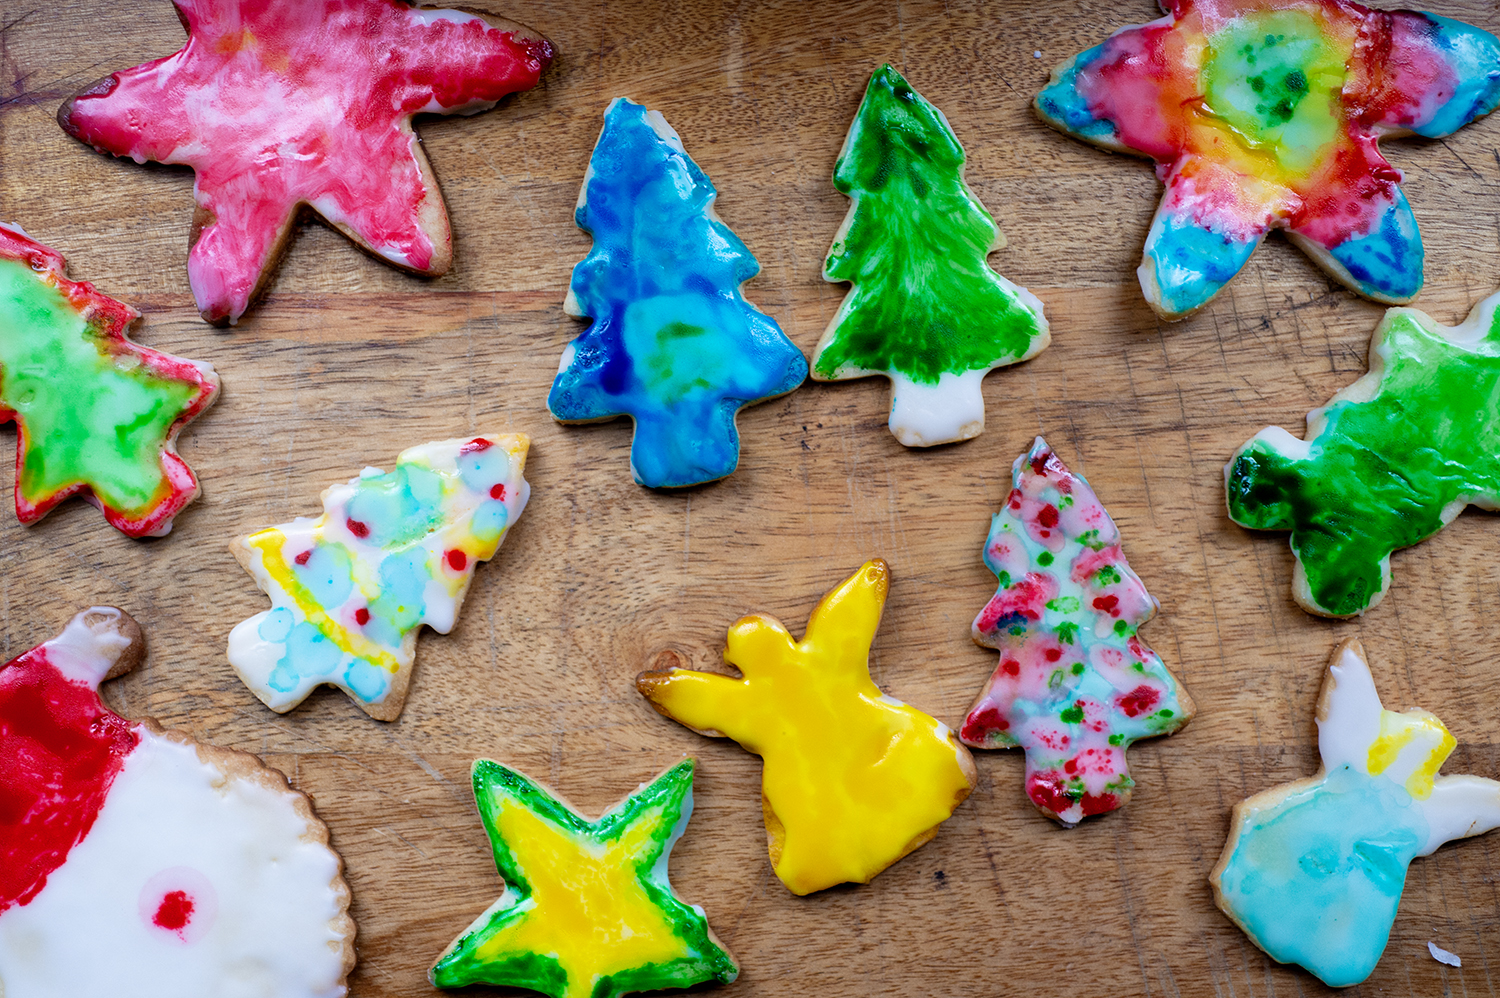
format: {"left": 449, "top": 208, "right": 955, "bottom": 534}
{"left": 4, "top": 1, "right": 1500, "bottom": 994}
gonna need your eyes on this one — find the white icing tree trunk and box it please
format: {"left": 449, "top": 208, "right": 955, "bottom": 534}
{"left": 887, "top": 369, "right": 989, "bottom": 447}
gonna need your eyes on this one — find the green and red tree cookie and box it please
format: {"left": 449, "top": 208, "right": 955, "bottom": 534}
{"left": 0, "top": 224, "right": 218, "bottom": 537}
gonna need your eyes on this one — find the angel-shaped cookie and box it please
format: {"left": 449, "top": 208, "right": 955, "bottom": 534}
{"left": 1210, "top": 639, "right": 1500, "bottom": 987}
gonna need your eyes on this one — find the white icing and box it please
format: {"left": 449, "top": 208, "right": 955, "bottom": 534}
{"left": 44, "top": 608, "right": 134, "bottom": 687}
{"left": 886, "top": 368, "right": 990, "bottom": 447}
{"left": 1316, "top": 644, "right": 1384, "bottom": 775}
{"left": 0, "top": 730, "right": 347, "bottom": 998}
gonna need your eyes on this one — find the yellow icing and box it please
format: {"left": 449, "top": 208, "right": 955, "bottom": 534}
{"left": 247, "top": 529, "right": 401, "bottom": 674}
{"left": 474, "top": 799, "right": 690, "bottom": 997}
{"left": 638, "top": 559, "right": 974, "bottom": 895}
{"left": 1367, "top": 708, "right": 1456, "bottom": 800}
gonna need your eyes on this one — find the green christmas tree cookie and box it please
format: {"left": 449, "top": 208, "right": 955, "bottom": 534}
{"left": 1227, "top": 290, "right": 1500, "bottom": 617}
{"left": 813, "top": 64, "right": 1050, "bottom": 448}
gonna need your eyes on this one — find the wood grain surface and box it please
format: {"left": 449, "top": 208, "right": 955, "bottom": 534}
{"left": 5, "top": 1, "right": 1500, "bottom": 994}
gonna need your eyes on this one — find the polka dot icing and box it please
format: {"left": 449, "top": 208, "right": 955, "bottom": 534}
{"left": 227, "top": 434, "right": 530, "bottom": 721}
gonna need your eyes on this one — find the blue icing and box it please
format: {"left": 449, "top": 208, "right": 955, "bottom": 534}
{"left": 1328, "top": 192, "right": 1423, "bottom": 301}
{"left": 344, "top": 660, "right": 390, "bottom": 702}
{"left": 345, "top": 465, "right": 446, "bottom": 548}
{"left": 1412, "top": 13, "right": 1500, "bottom": 138}
{"left": 548, "top": 97, "right": 808, "bottom": 489}
{"left": 258, "top": 606, "right": 294, "bottom": 642}
{"left": 1216, "top": 766, "right": 1427, "bottom": 987}
{"left": 268, "top": 620, "right": 347, "bottom": 695}
{"left": 371, "top": 549, "right": 429, "bottom": 631}
{"left": 1034, "top": 43, "right": 1119, "bottom": 142}
{"left": 1143, "top": 211, "right": 1260, "bottom": 315}
{"left": 470, "top": 498, "right": 508, "bottom": 545}
{"left": 457, "top": 445, "right": 510, "bottom": 494}
{"left": 295, "top": 544, "right": 354, "bottom": 608}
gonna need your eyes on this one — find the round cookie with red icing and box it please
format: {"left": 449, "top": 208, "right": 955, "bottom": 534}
{"left": 57, "top": 0, "right": 554, "bottom": 325}
{"left": 0, "top": 607, "right": 355, "bottom": 997}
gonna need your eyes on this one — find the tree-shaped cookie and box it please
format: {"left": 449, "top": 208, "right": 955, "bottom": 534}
{"left": 960, "top": 438, "right": 1193, "bottom": 825}
{"left": 0, "top": 607, "right": 355, "bottom": 995}
{"left": 0, "top": 223, "right": 218, "bottom": 537}
{"left": 58, "top": 0, "right": 553, "bottom": 325}
{"left": 548, "top": 98, "right": 808, "bottom": 488}
{"left": 430, "top": 759, "right": 738, "bottom": 998}
{"left": 1227, "top": 291, "right": 1500, "bottom": 617}
{"left": 1210, "top": 638, "right": 1500, "bottom": 987}
{"left": 228, "top": 434, "right": 530, "bottom": 720}
{"left": 637, "top": 559, "right": 976, "bottom": 895}
{"left": 814, "top": 65, "right": 1049, "bottom": 447}
{"left": 1035, "top": 0, "right": 1500, "bottom": 318}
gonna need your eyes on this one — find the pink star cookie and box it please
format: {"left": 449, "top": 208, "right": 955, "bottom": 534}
{"left": 59, "top": 0, "right": 553, "bottom": 324}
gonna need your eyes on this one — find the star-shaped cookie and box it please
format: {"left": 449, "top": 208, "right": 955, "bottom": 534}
{"left": 59, "top": 0, "right": 553, "bottom": 324}
{"left": 0, "top": 223, "right": 218, "bottom": 537}
{"left": 637, "top": 559, "right": 976, "bottom": 895}
{"left": 430, "top": 759, "right": 737, "bottom": 998}
{"left": 1036, "top": 0, "right": 1500, "bottom": 318}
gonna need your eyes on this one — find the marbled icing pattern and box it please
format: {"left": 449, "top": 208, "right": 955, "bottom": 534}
{"left": 960, "top": 438, "right": 1193, "bottom": 825}
{"left": 1035, "top": 0, "right": 1500, "bottom": 318}
{"left": 1227, "top": 290, "right": 1500, "bottom": 617}
{"left": 58, "top": 0, "right": 553, "bottom": 325}
{"left": 814, "top": 65, "right": 1049, "bottom": 448}
{"left": 1210, "top": 639, "right": 1500, "bottom": 987}
{"left": 227, "top": 434, "right": 530, "bottom": 720}
{"left": 637, "top": 560, "right": 976, "bottom": 895}
{"left": 548, "top": 98, "right": 807, "bottom": 488}
{"left": 0, "top": 223, "right": 218, "bottom": 537}
{"left": 430, "top": 760, "right": 737, "bottom": 998}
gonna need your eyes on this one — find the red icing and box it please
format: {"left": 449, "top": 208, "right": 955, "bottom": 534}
{"left": 293, "top": 550, "right": 311, "bottom": 566}
{"left": 153, "top": 890, "right": 195, "bottom": 932}
{"left": 445, "top": 549, "right": 467, "bottom": 570}
{"left": 0, "top": 644, "right": 140, "bottom": 914}
{"left": 960, "top": 706, "right": 1009, "bottom": 743}
{"left": 1116, "top": 685, "right": 1162, "bottom": 718}
{"left": 1092, "top": 594, "right": 1120, "bottom": 614}
{"left": 460, "top": 438, "right": 492, "bottom": 454}
{"left": 489, "top": 483, "right": 506, "bottom": 501}
{"left": 973, "top": 572, "right": 1058, "bottom": 633}
{"left": 58, "top": 0, "right": 553, "bottom": 324}
{"left": 346, "top": 518, "right": 370, "bottom": 538}
{"left": 354, "top": 608, "right": 370, "bottom": 625}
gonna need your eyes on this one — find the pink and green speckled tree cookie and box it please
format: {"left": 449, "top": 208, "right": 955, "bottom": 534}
{"left": 960, "top": 438, "right": 1194, "bottom": 826}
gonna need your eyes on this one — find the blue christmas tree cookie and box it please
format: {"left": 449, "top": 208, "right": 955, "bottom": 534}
{"left": 227, "top": 434, "right": 530, "bottom": 720}
{"left": 548, "top": 98, "right": 807, "bottom": 488}
{"left": 1210, "top": 638, "right": 1500, "bottom": 987}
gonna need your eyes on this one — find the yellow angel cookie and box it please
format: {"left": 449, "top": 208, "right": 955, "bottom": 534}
{"left": 637, "top": 559, "right": 976, "bottom": 895}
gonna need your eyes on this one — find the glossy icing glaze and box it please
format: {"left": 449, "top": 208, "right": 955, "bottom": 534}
{"left": 960, "top": 438, "right": 1194, "bottom": 825}
{"left": 1226, "top": 290, "right": 1500, "bottom": 617}
{"left": 430, "top": 759, "right": 737, "bottom": 998}
{"left": 1035, "top": 0, "right": 1500, "bottom": 318}
{"left": 636, "top": 560, "right": 976, "bottom": 895}
{"left": 1210, "top": 639, "right": 1500, "bottom": 987}
{"left": 0, "top": 223, "right": 218, "bottom": 537}
{"left": 58, "top": 0, "right": 553, "bottom": 325}
{"left": 0, "top": 608, "right": 354, "bottom": 998}
{"left": 547, "top": 98, "right": 807, "bottom": 488}
{"left": 228, "top": 434, "right": 530, "bottom": 720}
{"left": 813, "top": 64, "right": 1050, "bottom": 447}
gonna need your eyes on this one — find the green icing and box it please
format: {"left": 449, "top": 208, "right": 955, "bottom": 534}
{"left": 1227, "top": 295, "right": 1500, "bottom": 616}
{"left": 1201, "top": 11, "right": 1345, "bottom": 172}
{"left": 0, "top": 258, "right": 197, "bottom": 514}
{"left": 816, "top": 64, "right": 1047, "bottom": 384}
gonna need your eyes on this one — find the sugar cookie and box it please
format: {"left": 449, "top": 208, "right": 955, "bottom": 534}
{"left": 960, "top": 438, "right": 1193, "bottom": 825}
{"left": 228, "top": 434, "right": 530, "bottom": 719}
{"left": 637, "top": 559, "right": 976, "bottom": 895}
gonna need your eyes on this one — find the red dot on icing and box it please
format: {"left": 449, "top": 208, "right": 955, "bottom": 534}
{"left": 460, "top": 438, "right": 492, "bottom": 454}
{"left": 1093, "top": 595, "right": 1120, "bottom": 614}
{"left": 354, "top": 608, "right": 370, "bottom": 625}
{"left": 489, "top": 483, "right": 506, "bottom": 500}
{"left": 1043, "top": 647, "right": 1062, "bottom": 663}
{"left": 153, "top": 890, "right": 195, "bottom": 932}
{"left": 1038, "top": 505, "right": 1059, "bottom": 529}
{"left": 293, "top": 550, "right": 311, "bottom": 566}
{"left": 1116, "top": 684, "right": 1161, "bottom": 718}
{"left": 446, "top": 549, "right": 466, "bottom": 570}
{"left": 346, "top": 518, "right": 369, "bottom": 538}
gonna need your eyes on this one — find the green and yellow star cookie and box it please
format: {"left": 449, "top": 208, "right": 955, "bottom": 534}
{"left": 430, "top": 758, "right": 737, "bottom": 998}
